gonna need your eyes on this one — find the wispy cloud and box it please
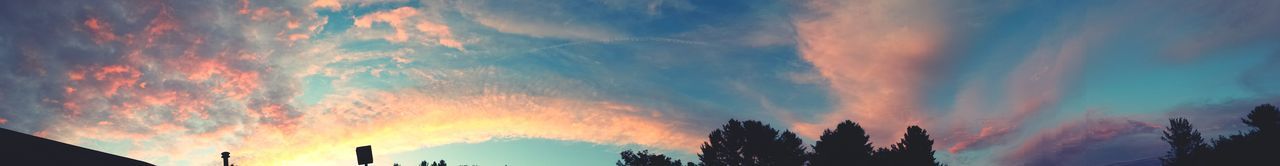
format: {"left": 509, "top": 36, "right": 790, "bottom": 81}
{"left": 452, "top": 0, "right": 627, "bottom": 41}
{"left": 946, "top": 29, "right": 1096, "bottom": 153}
{"left": 997, "top": 113, "right": 1161, "bottom": 165}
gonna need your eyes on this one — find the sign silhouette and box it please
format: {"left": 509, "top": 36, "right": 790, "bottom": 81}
{"left": 356, "top": 145, "right": 372, "bottom": 166}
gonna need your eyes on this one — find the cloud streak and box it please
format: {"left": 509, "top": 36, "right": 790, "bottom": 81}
{"left": 997, "top": 114, "right": 1161, "bottom": 165}
{"left": 452, "top": 0, "right": 626, "bottom": 41}
{"left": 946, "top": 30, "right": 1095, "bottom": 153}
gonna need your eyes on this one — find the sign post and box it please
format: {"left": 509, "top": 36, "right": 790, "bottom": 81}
{"left": 356, "top": 145, "right": 373, "bottom": 166}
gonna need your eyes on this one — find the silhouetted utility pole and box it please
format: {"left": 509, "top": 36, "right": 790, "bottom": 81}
{"left": 221, "top": 152, "right": 230, "bottom": 166}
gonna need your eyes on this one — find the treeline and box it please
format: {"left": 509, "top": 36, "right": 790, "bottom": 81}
{"left": 1161, "top": 104, "right": 1280, "bottom": 166}
{"left": 618, "top": 119, "right": 942, "bottom": 166}
{"left": 391, "top": 160, "right": 448, "bottom": 166}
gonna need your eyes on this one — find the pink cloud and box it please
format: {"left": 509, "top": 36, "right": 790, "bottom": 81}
{"left": 4, "top": 1, "right": 339, "bottom": 165}
{"left": 46, "top": 0, "right": 286, "bottom": 146}
{"left": 945, "top": 20, "right": 1112, "bottom": 153}
{"left": 788, "top": 0, "right": 946, "bottom": 144}
{"left": 82, "top": 17, "right": 117, "bottom": 44}
{"left": 354, "top": 7, "right": 465, "bottom": 50}
{"left": 998, "top": 114, "right": 1161, "bottom": 165}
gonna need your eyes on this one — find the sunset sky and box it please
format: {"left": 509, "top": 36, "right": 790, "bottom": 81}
{"left": 1, "top": 0, "right": 1279, "bottom": 165}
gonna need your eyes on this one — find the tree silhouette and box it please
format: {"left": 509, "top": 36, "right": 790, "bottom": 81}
{"left": 1243, "top": 104, "right": 1280, "bottom": 132}
{"left": 1165, "top": 103, "right": 1280, "bottom": 165}
{"left": 1160, "top": 118, "right": 1208, "bottom": 166}
{"left": 616, "top": 150, "right": 694, "bottom": 166}
{"left": 421, "top": 161, "right": 429, "bottom": 166}
{"left": 1204, "top": 132, "right": 1259, "bottom": 165}
{"left": 1202, "top": 103, "right": 1280, "bottom": 165}
{"left": 810, "top": 120, "right": 874, "bottom": 166}
{"left": 1246, "top": 104, "right": 1280, "bottom": 162}
{"left": 698, "top": 119, "right": 806, "bottom": 166}
{"left": 438, "top": 160, "right": 447, "bottom": 166}
{"left": 876, "top": 126, "right": 940, "bottom": 166}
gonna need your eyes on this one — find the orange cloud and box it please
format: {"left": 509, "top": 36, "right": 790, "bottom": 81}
{"left": 310, "top": 0, "right": 341, "bottom": 10}
{"left": 146, "top": 10, "right": 178, "bottom": 36}
{"left": 354, "top": 7, "right": 464, "bottom": 49}
{"left": 83, "top": 17, "right": 118, "bottom": 44}
{"left": 87, "top": 65, "right": 143, "bottom": 97}
{"left": 354, "top": 7, "right": 417, "bottom": 42}
{"left": 788, "top": 0, "right": 945, "bottom": 144}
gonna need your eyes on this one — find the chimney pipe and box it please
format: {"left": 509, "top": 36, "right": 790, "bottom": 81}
{"left": 221, "top": 152, "right": 230, "bottom": 166}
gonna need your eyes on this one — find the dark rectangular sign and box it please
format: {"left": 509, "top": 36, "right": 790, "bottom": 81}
{"left": 356, "top": 145, "right": 372, "bottom": 165}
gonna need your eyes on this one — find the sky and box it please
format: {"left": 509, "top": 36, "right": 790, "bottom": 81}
{"left": 0, "top": 0, "right": 1278, "bottom": 165}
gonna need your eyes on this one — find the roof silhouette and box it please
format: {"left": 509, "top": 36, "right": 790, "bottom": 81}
{"left": 0, "top": 128, "right": 153, "bottom": 165}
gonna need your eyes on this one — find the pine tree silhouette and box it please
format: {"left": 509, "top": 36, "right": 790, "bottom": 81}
{"left": 1243, "top": 104, "right": 1280, "bottom": 132}
{"left": 617, "top": 150, "right": 693, "bottom": 166}
{"left": 698, "top": 119, "right": 806, "bottom": 166}
{"left": 876, "top": 126, "right": 940, "bottom": 166}
{"left": 1160, "top": 118, "right": 1208, "bottom": 166}
{"left": 1206, "top": 104, "right": 1280, "bottom": 165}
{"left": 1168, "top": 103, "right": 1280, "bottom": 165}
{"left": 810, "top": 120, "right": 874, "bottom": 166}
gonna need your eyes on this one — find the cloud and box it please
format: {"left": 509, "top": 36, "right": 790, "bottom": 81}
{"left": 452, "top": 0, "right": 626, "bottom": 41}
{"left": 0, "top": 0, "right": 327, "bottom": 165}
{"left": 937, "top": 0, "right": 1280, "bottom": 157}
{"left": 787, "top": 0, "right": 946, "bottom": 144}
{"left": 353, "top": 7, "right": 465, "bottom": 50}
{"left": 81, "top": 17, "right": 118, "bottom": 44}
{"left": 0, "top": 1, "right": 716, "bottom": 164}
{"left": 945, "top": 32, "right": 1093, "bottom": 153}
{"left": 1161, "top": 1, "right": 1280, "bottom": 60}
{"left": 997, "top": 114, "right": 1161, "bottom": 166}
{"left": 310, "top": 0, "right": 341, "bottom": 10}
{"left": 941, "top": 8, "right": 1124, "bottom": 153}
